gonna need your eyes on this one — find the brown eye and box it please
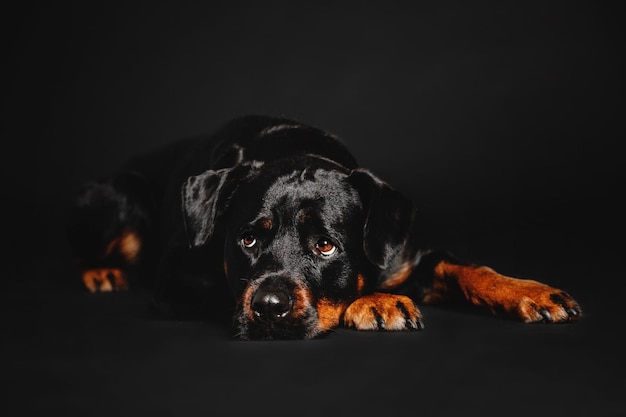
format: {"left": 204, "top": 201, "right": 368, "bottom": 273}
{"left": 315, "top": 239, "right": 337, "bottom": 257}
{"left": 241, "top": 234, "right": 257, "bottom": 248}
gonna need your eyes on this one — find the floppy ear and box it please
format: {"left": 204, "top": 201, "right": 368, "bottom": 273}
{"left": 348, "top": 168, "right": 416, "bottom": 270}
{"left": 181, "top": 165, "right": 250, "bottom": 248}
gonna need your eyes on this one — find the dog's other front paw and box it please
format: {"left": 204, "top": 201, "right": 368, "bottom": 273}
{"left": 507, "top": 284, "right": 582, "bottom": 323}
{"left": 343, "top": 293, "right": 424, "bottom": 331}
{"left": 81, "top": 268, "right": 128, "bottom": 293}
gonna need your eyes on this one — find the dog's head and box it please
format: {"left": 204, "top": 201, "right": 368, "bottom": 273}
{"left": 181, "top": 155, "right": 416, "bottom": 340}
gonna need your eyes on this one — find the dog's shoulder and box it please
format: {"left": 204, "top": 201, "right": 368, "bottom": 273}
{"left": 125, "top": 115, "right": 358, "bottom": 193}
{"left": 194, "top": 114, "right": 359, "bottom": 171}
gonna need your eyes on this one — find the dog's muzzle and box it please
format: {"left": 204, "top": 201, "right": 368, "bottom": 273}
{"left": 236, "top": 274, "right": 319, "bottom": 340}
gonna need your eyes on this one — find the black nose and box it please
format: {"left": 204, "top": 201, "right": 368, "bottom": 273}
{"left": 251, "top": 288, "right": 292, "bottom": 322}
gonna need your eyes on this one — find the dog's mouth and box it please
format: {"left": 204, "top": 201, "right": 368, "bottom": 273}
{"left": 233, "top": 275, "right": 329, "bottom": 340}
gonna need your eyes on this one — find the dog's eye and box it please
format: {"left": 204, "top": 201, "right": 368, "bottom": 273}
{"left": 241, "top": 234, "right": 257, "bottom": 248}
{"left": 315, "top": 239, "right": 337, "bottom": 257}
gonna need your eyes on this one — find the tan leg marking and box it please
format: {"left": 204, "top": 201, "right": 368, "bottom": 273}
{"left": 81, "top": 268, "right": 128, "bottom": 293}
{"left": 105, "top": 230, "right": 142, "bottom": 264}
{"left": 426, "top": 261, "right": 582, "bottom": 323}
{"left": 356, "top": 273, "right": 365, "bottom": 295}
{"left": 343, "top": 292, "right": 423, "bottom": 331}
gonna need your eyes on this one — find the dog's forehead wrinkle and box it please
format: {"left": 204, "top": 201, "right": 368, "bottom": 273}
{"left": 260, "top": 169, "right": 359, "bottom": 215}
{"left": 266, "top": 230, "right": 306, "bottom": 257}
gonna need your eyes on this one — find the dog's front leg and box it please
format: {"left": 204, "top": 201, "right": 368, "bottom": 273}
{"left": 422, "top": 260, "right": 582, "bottom": 323}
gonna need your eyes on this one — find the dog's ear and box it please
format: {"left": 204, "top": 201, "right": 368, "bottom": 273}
{"left": 348, "top": 168, "right": 416, "bottom": 270}
{"left": 181, "top": 164, "right": 251, "bottom": 248}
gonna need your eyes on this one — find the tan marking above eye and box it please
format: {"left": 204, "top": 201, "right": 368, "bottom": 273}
{"left": 261, "top": 218, "right": 272, "bottom": 230}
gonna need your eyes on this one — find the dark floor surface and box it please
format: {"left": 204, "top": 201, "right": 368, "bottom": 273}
{"left": 3, "top": 223, "right": 624, "bottom": 417}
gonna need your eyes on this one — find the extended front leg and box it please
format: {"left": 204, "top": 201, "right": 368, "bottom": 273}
{"left": 423, "top": 260, "right": 582, "bottom": 323}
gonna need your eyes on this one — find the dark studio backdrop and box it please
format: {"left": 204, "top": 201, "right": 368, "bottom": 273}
{"left": 2, "top": 1, "right": 624, "bottom": 416}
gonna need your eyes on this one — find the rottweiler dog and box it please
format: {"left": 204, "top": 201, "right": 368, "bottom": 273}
{"left": 66, "top": 114, "right": 582, "bottom": 340}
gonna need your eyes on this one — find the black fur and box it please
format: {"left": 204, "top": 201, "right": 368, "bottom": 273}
{"left": 66, "top": 114, "right": 582, "bottom": 340}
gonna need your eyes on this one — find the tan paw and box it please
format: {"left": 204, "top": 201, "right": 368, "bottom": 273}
{"left": 510, "top": 285, "right": 582, "bottom": 323}
{"left": 343, "top": 293, "right": 424, "bottom": 331}
{"left": 81, "top": 268, "right": 128, "bottom": 293}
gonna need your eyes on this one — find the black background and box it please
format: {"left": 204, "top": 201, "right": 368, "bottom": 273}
{"left": 3, "top": 1, "right": 624, "bottom": 416}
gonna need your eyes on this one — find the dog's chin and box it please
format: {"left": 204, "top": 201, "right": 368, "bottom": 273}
{"left": 233, "top": 311, "right": 327, "bottom": 341}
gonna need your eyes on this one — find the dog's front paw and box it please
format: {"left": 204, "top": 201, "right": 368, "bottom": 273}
{"left": 507, "top": 284, "right": 582, "bottom": 323}
{"left": 343, "top": 293, "right": 424, "bottom": 331}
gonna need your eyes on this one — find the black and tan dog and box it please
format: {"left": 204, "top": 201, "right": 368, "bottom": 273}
{"left": 66, "top": 115, "right": 582, "bottom": 340}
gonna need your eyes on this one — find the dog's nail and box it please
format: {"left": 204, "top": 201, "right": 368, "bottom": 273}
{"left": 406, "top": 318, "right": 424, "bottom": 330}
{"left": 539, "top": 309, "right": 552, "bottom": 322}
{"left": 371, "top": 307, "right": 385, "bottom": 329}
